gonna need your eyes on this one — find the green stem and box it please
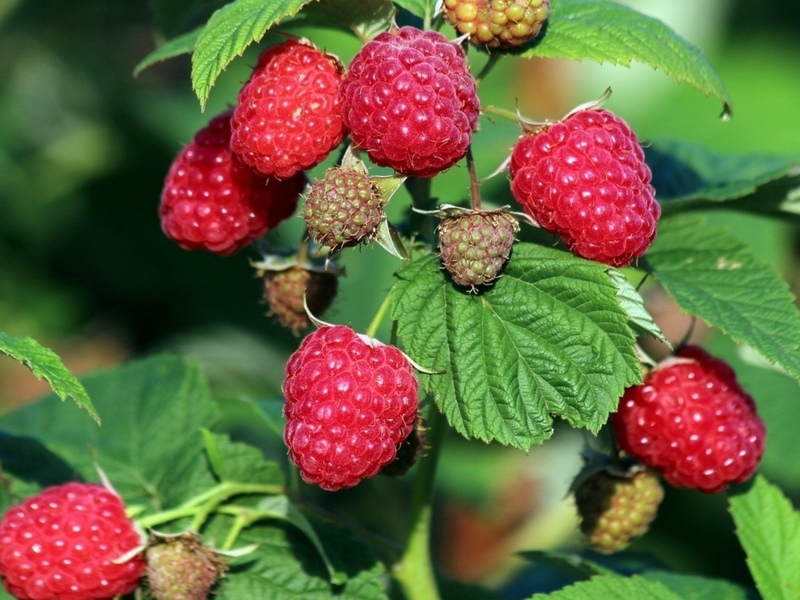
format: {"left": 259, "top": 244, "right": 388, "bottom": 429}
{"left": 465, "top": 146, "right": 481, "bottom": 210}
{"left": 393, "top": 403, "right": 447, "bottom": 600}
{"left": 481, "top": 104, "right": 520, "bottom": 123}
{"left": 136, "top": 482, "right": 283, "bottom": 530}
{"left": 474, "top": 53, "right": 501, "bottom": 86}
{"left": 366, "top": 292, "right": 393, "bottom": 339}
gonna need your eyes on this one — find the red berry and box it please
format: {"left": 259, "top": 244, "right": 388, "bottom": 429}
{"left": 509, "top": 108, "right": 660, "bottom": 267}
{"left": 0, "top": 482, "right": 145, "bottom": 600}
{"left": 160, "top": 111, "right": 304, "bottom": 255}
{"left": 231, "top": 39, "right": 347, "bottom": 178}
{"left": 611, "top": 346, "right": 766, "bottom": 493}
{"left": 283, "top": 325, "right": 419, "bottom": 491}
{"left": 340, "top": 26, "right": 480, "bottom": 178}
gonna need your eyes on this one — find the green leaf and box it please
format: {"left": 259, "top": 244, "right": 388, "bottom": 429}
{"left": 392, "top": 243, "right": 640, "bottom": 449}
{"left": 646, "top": 140, "right": 800, "bottom": 220}
{"left": 202, "top": 431, "right": 285, "bottom": 486}
{"left": 0, "top": 354, "right": 220, "bottom": 509}
{"left": 191, "top": 0, "right": 314, "bottom": 109}
{"left": 216, "top": 517, "right": 388, "bottom": 599}
{"left": 641, "top": 571, "right": 753, "bottom": 600}
{"left": 646, "top": 215, "right": 800, "bottom": 380}
{"left": 252, "top": 495, "right": 345, "bottom": 585}
{"left": 607, "top": 269, "right": 670, "bottom": 347}
{"left": 134, "top": 27, "right": 201, "bottom": 76}
{"left": 518, "top": 550, "right": 607, "bottom": 580}
{"left": 0, "top": 431, "right": 76, "bottom": 491}
{"left": 529, "top": 574, "right": 682, "bottom": 600}
{"left": 294, "top": 0, "right": 396, "bottom": 41}
{"left": 0, "top": 332, "right": 98, "bottom": 423}
{"left": 728, "top": 476, "right": 800, "bottom": 600}
{"left": 392, "top": 0, "right": 436, "bottom": 24}
{"left": 525, "top": 0, "right": 731, "bottom": 116}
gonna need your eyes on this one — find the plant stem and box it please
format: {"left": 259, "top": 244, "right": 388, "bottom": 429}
{"left": 393, "top": 403, "right": 447, "bottom": 600}
{"left": 465, "top": 146, "right": 481, "bottom": 210}
{"left": 366, "top": 292, "right": 393, "bottom": 339}
{"left": 474, "top": 53, "right": 501, "bottom": 86}
{"left": 136, "top": 482, "right": 283, "bottom": 530}
{"left": 481, "top": 104, "right": 519, "bottom": 123}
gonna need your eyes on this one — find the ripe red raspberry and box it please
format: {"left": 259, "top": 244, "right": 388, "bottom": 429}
{"left": 438, "top": 209, "right": 520, "bottom": 291}
{"left": 231, "top": 39, "right": 346, "bottom": 178}
{"left": 0, "top": 482, "right": 145, "bottom": 600}
{"left": 283, "top": 325, "right": 419, "bottom": 491}
{"left": 340, "top": 26, "right": 480, "bottom": 178}
{"left": 509, "top": 108, "right": 660, "bottom": 267}
{"left": 611, "top": 346, "right": 766, "bottom": 493}
{"left": 443, "top": 0, "right": 550, "bottom": 49}
{"left": 160, "top": 111, "right": 304, "bottom": 255}
{"left": 574, "top": 467, "right": 664, "bottom": 554}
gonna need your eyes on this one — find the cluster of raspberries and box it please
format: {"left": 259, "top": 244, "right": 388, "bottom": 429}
{"left": 159, "top": 26, "right": 482, "bottom": 256}
{"left": 0, "top": 483, "right": 228, "bottom": 600}
{"left": 574, "top": 345, "right": 766, "bottom": 554}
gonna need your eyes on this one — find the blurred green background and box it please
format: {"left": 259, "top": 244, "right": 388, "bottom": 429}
{"left": 1, "top": 0, "right": 799, "bottom": 597}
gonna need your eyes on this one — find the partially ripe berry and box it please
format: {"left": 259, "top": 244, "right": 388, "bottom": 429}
{"left": 160, "top": 111, "right": 305, "bottom": 255}
{"left": 231, "top": 39, "right": 346, "bottom": 178}
{"left": 340, "top": 26, "right": 480, "bottom": 178}
{"left": 146, "top": 533, "right": 227, "bottom": 600}
{"left": 0, "top": 482, "right": 145, "bottom": 600}
{"left": 444, "top": 0, "right": 550, "bottom": 49}
{"left": 304, "top": 166, "right": 385, "bottom": 251}
{"left": 611, "top": 346, "right": 766, "bottom": 493}
{"left": 574, "top": 467, "right": 664, "bottom": 554}
{"left": 438, "top": 209, "right": 519, "bottom": 290}
{"left": 510, "top": 108, "right": 660, "bottom": 267}
{"left": 283, "top": 325, "right": 419, "bottom": 491}
{"left": 262, "top": 265, "right": 339, "bottom": 335}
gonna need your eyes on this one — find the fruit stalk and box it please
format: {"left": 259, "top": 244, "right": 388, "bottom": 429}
{"left": 393, "top": 403, "right": 446, "bottom": 600}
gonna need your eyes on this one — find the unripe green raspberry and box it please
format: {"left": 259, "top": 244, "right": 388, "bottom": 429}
{"left": 262, "top": 265, "right": 339, "bottom": 335}
{"left": 438, "top": 209, "right": 520, "bottom": 291}
{"left": 443, "top": 0, "right": 550, "bottom": 49}
{"left": 145, "top": 533, "right": 227, "bottom": 600}
{"left": 304, "top": 166, "right": 385, "bottom": 251}
{"left": 574, "top": 468, "right": 664, "bottom": 554}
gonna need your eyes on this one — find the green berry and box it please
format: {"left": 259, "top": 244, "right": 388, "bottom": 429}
{"left": 438, "top": 209, "right": 519, "bottom": 291}
{"left": 443, "top": 0, "right": 550, "bottom": 49}
{"left": 574, "top": 467, "right": 664, "bottom": 554}
{"left": 262, "top": 265, "right": 339, "bottom": 335}
{"left": 146, "top": 533, "right": 227, "bottom": 600}
{"left": 304, "top": 166, "right": 384, "bottom": 251}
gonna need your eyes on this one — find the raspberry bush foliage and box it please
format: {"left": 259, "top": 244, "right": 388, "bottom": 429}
{"left": 3, "top": 1, "right": 800, "bottom": 599}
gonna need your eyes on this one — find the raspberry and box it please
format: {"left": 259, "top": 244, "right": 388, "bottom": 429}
{"left": 443, "top": 0, "right": 550, "bottom": 49}
{"left": 304, "top": 166, "right": 385, "bottom": 251}
{"left": 0, "top": 482, "right": 145, "bottom": 600}
{"left": 231, "top": 39, "right": 346, "bottom": 178}
{"left": 261, "top": 265, "right": 339, "bottom": 334}
{"left": 283, "top": 325, "right": 419, "bottom": 491}
{"left": 438, "top": 209, "right": 520, "bottom": 290}
{"left": 509, "top": 108, "right": 660, "bottom": 267}
{"left": 146, "top": 533, "right": 227, "bottom": 600}
{"left": 160, "top": 111, "right": 305, "bottom": 255}
{"left": 574, "top": 467, "right": 664, "bottom": 554}
{"left": 611, "top": 346, "right": 766, "bottom": 493}
{"left": 340, "top": 26, "right": 480, "bottom": 178}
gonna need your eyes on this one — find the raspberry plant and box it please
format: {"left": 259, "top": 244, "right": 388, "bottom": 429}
{"left": 3, "top": 1, "right": 800, "bottom": 599}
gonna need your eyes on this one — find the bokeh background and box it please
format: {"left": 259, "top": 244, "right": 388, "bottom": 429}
{"left": 1, "top": 1, "right": 799, "bottom": 597}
